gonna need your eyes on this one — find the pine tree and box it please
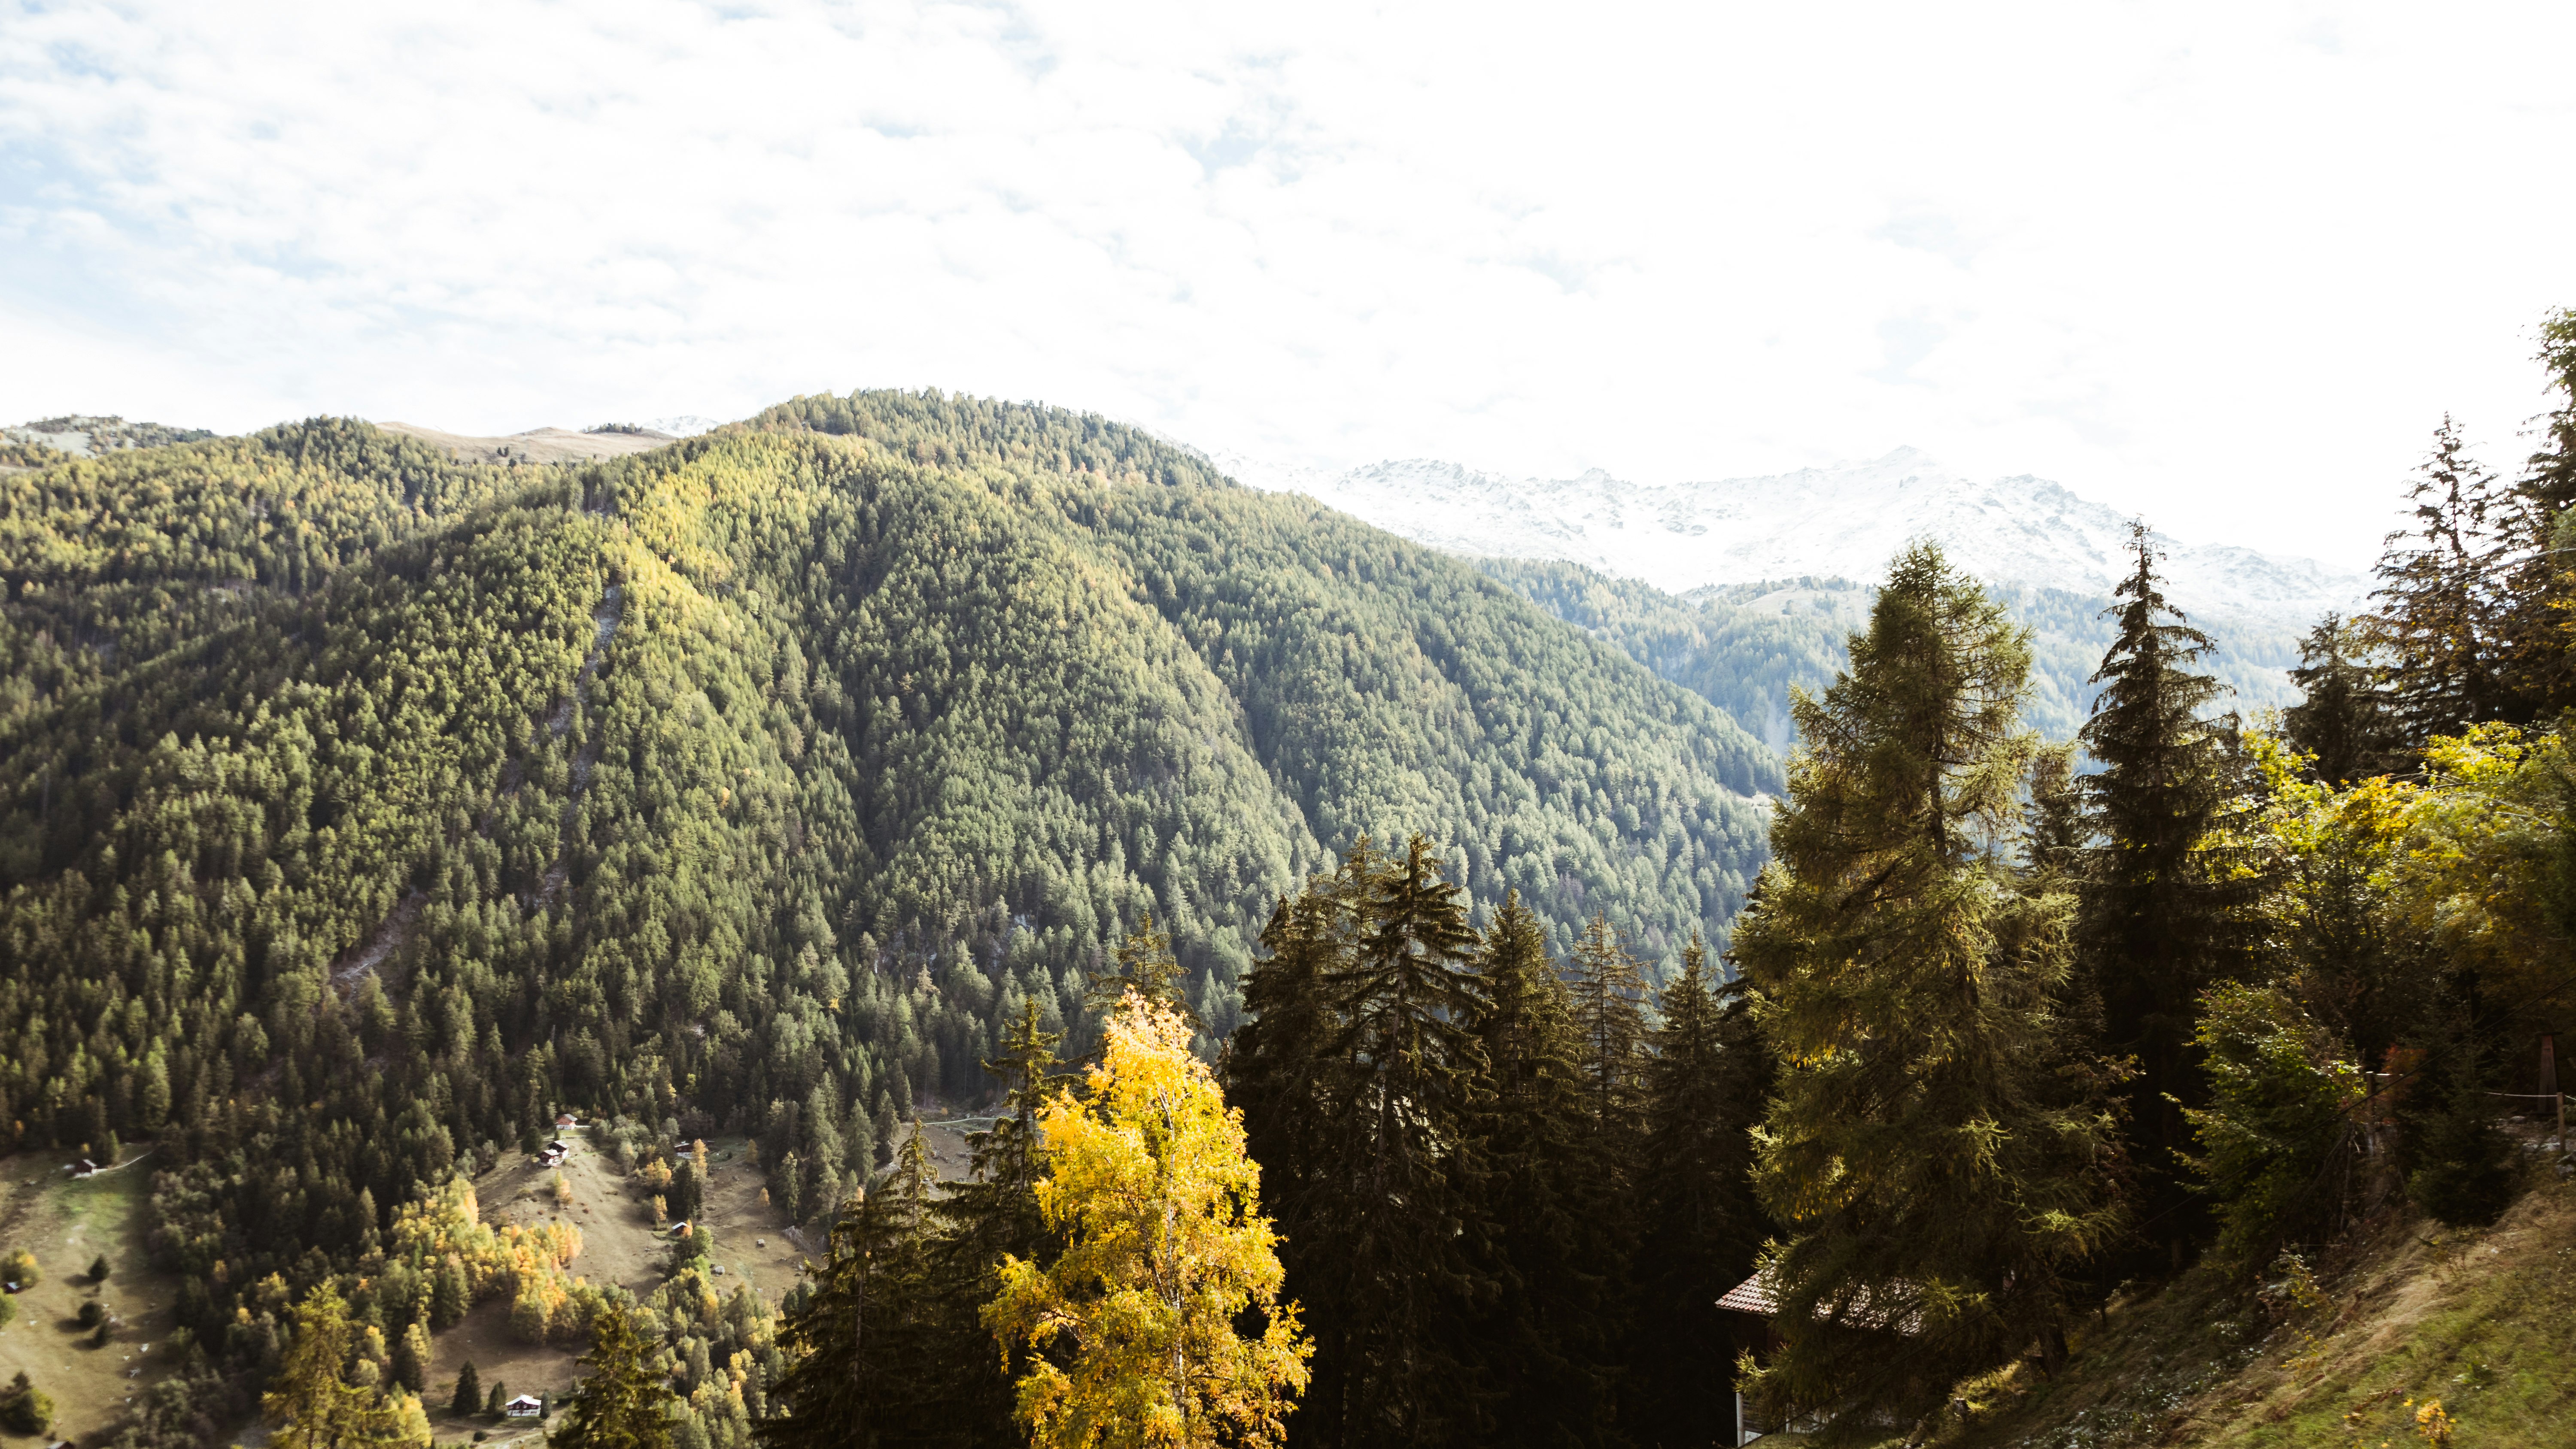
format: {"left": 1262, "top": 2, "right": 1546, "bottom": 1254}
{"left": 2078, "top": 525, "right": 2260, "bottom": 1262}
{"left": 452, "top": 1362, "right": 481, "bottom": 1419}
{"left": 1626, "top": 935, "right": 1771, "bottom": 1448}
{"left": 1734, "top": 543, "right": 2126, "bottom": 1431}
{"left": 265, "top": 1285, "right": 393, "bottom": 1449}
{"left": 1464, "top": 891, "right": 1619, "bottom": 1446}
{"left": 2284, "top": 615, "right": 2400, "bottom": 786}
{"left": 986, "top": 995, "right": 1312, "bottom": 1449}
{"left": 2366, "top": 419, "right": 2512, "bottom": 741}
{"left": 551, "top": 1305, "right": 675, "bottom": 1449}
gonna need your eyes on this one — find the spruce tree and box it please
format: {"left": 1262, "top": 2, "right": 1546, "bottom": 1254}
{"left": 2494, "top": 308, "right": 2576, "bottom": 717}
{"left": 264, "top": 1286, "right": 392, "bottom": 1449}
{"left": 1239, "top": 835, "right": 1496, "bottom": 1447}
{"left": 2366, "top": 419, "right": 2513, "bottom": 741}
{"left": 1734, "top": 543, "right": 2126, "bottom": 1431}
{"left": 551, "top": 1305, "right": 675, "bottom": 1449}
{"left": 1564, "top": 912, "right": 1648, "bottom": 1131}
{"left": 2078, "top": 525, "right": 2258, "bottom": 1263}
{"left": 1231, "top": 841, "right": 1383, "bottom": 1280}
{"left": 452, "top": 1363, "right": 481, "bottom": 1419}
{"left": 1464, "top": 892, "right": 1619, "bottom": 1446}
{"left": 2284, "top": 615, "right": 2400, "bottom": 786}
{"left": 1082, "top": 909, "right": 1200, "bottom": 1031}
{"left": 759, "top": 1122, "right": 964, "bottom": 1448}
{"left": 1626, "top": 935, "right": 1771, "bottom": 1448}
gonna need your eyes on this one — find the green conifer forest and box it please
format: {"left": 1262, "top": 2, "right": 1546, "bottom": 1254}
{"left": 5, "top": 307, "right": 2576, "bottom": 1449}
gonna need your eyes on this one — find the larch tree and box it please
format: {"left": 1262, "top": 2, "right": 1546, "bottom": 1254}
{"left": 2078, "top": 524, "right": 2259, "bottom": 1264}
{"left": 984, "top": 993, "right": 1312, "bottom": 1449}
{"left": 1734, "top": 543, "right": 2126, "bottom": 1432}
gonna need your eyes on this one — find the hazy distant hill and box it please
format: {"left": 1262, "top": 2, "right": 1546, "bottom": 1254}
{"left": 1222, "top": 446, "right": 2355, "bottom": 731}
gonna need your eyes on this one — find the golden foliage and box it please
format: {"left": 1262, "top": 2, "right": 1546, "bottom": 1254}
{"left": 985, "top": 993, "right": 1311, "bottom": 1448}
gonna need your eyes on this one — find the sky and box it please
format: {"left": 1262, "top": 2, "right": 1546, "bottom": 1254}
{"left": 3, "top": 2, "right": 2571, "bottom": 569}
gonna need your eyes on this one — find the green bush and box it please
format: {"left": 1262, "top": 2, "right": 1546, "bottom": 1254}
{"left": 0, "top": 1248, "right": 39, "bottom": 1290}
{"left": 2185, "top": 983, "right": 2364, "bottom": 1264}
{"left": 77, "top": 1298, "right": 103, "bottom": 1328}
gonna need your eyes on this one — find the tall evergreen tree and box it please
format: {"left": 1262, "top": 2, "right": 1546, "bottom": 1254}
{"left": 2366, "top": 418, "right": 2513, "bottom": 741}
{"left": 2284, "top": 615, "right": 2400, "bottom": 786}
{"left": 1735, "top": 543, "right": 2126, "bottom": 1432}
{"left": 451, "top": 1362, "right": 481, "bottom": 1419}
{"left": 1232, "top": 847, "right": 1384, "bottom": 1250}
{"left": 760, "top": 1122, "right": 977, "bottom": 1448}
{"left": 551, "top": 1305, "right": 676, "bottom": 1449}
{"left": 1082, "top": 911, "right": 1201, "bottom": 1033}
{"left": 1463, "top": 891, "right": 1619, "bottom": 1446}
{"left": 2494, "top": 307, "right": 2576, "bottom": 716}
{"left": 1626, "top": 934, "right": 1771, "bottom": 1449}
{"left": 2078, "top": 525, "right": 2259, "bottom": 1263}
{"left": 1235, "top": 836, "right": 1498, "bottom": 1446}
{"left": 1314, "top": 834, "right": 1494, "bottom": 1446}
{"left": 265, "top": 1286, "right": 393, "bottom": 1449}
{"left": 1564, "top": 912, "right": 1649, "bottom": 1131}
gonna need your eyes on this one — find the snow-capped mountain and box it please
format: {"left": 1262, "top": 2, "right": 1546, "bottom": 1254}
{"left": 1221, "top": 447, "right": 2369, "bottom": 632}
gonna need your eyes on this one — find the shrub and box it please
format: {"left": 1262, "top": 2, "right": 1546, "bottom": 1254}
{"left": 78, "top": 1299, "right": 105, "bottom": 1329}
{"left": 1, "top": 1247, "right": 39, "bottom": 1289}
{"left": 2185, "top": 984, "right": 2364, "bottom": 1264}
{"left": 89, "top": 1253, "right": 110, "bottom": 1282}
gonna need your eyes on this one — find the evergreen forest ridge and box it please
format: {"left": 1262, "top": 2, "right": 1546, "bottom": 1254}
{"left": 6, "top": 304, "right": 2576, "bottom": 1449}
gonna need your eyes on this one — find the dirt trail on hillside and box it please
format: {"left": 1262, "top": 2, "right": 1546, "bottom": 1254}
{"left": 376, "top": 424, "right": 682, "bottom": 467}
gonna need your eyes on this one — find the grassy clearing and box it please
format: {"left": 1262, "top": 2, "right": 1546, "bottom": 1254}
{"left": 1914, "top": 1174, "right": 2576, "bottom": 1449}
{"left": 0, "top": 1149, "right": 181, "bottom": 1444}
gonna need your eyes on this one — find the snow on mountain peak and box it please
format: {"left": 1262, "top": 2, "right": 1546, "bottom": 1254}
{"left": 1227, "top": 449, "right": 2368, "bottom": 630}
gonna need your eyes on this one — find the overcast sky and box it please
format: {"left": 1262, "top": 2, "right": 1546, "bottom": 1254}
{"left": 3, "top": 2, "right": 2570, "bottom": 568}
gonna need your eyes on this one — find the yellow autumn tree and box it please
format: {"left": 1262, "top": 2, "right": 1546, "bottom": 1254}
{"left": 984, "top": 992, "right": 1311, "bottom": 1449}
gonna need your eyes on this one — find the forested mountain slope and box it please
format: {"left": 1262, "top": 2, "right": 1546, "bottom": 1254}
{"left": 0, "top": 395, "right": 1769, "bottom": 1344}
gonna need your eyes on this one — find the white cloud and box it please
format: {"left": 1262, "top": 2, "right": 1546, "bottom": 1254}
{"left": 1, "top": 0, "right": 2570, "bottom": 567}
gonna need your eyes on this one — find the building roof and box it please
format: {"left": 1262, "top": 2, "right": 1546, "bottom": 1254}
{"left": 1716, "top": 1272, "right": 1776, "bottom": 1315}
{"left": 1715, "top": 1270, "right": 1922, "bottom": 1335}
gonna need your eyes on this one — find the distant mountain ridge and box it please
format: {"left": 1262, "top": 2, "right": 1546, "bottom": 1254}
{"left": 1220, "top": 446, "right": 2370, "bottom": 635}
